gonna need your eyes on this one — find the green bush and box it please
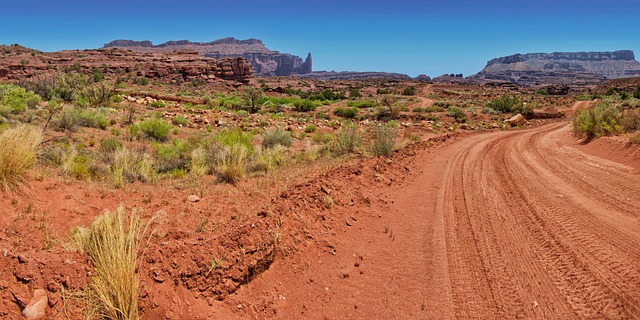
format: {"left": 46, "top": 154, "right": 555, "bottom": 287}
{"left": 172, "top": 115, "right": 188, "bottom": 126}
{"left": 482, "top": 107, "right": 499, "bottom": 115}
{"left": 215, "top": 128, "right": 253, "bottom": 151}
{"left": 334, "top": 106, "right": 359, "bottom": 119}
{"left": 304, "top": 125, "right": 317, "bottom": 133}
{"left": 370, "top": 124, "right": 397, "bottom": 157}
{"left": 293, "top": 99, "right": 317, "bottom": 112}
{"left": 446, "top": 106, "right": 466, "bottom": 120}
{"left": 573, "top": 104, "right": 621, "bottom": 141}
{"left": 634, "top": 85, "right": 640, "bottom": 99}
{"left": 262, "top": 128, "right": 292, "bottom": 149}
{"left": 0, "top": 84, "right": 40, "bottom": 115}
{"left": 402, "top": 86, "right": 416, "bottom": 96}
{"left": 152, "top": 139, "right": 193, "bottom": 173}
{"left": 333, "top": 122, "right": 362, "bottom": 155}
{"left": 348, "top": 100, "right": 378, "bottom": 109}
{"left": 312, "top": 132, "right": 334, "bottom": 144}
{"left": 139, "top": 117, "right": 171, "bottom": 141}
{"left": 487, "top": 95, "right": 522, "bottom": 114}
{"left": 99, "top": 138, "right": 123, "bottom": 153}
{"left": 78, "top": 108, "right": 109, "bottom": 129}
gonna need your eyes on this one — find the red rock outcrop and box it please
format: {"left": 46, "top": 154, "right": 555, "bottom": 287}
{"left": 0, "top": 45, "right": 252, "bottom": 83}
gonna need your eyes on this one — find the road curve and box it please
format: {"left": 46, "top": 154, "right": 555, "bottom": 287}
{"left": 436, "top": 122, "right": 640, "bottom": 319}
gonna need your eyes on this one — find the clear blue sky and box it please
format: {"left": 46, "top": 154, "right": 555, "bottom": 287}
{"left": 1, "top": 0, "right": 639, "bottom": 77}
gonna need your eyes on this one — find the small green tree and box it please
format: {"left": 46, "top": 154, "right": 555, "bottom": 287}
{"left": 244, "top": 86, "right": 263, "bottom": 113}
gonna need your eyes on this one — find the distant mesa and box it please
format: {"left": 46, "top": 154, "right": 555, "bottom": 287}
{"left": 470, "top": 50, "right": 640, "bottom": 86}
{"left": 301, "top": 71, "right": 412, "bottom": 81}
{"left": 104, "top": 37, "right": 312, "bottom": 77}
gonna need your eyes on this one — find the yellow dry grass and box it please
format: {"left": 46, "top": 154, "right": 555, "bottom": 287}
{"left": 0, "top": 124, "right": 42, "bottom": 191}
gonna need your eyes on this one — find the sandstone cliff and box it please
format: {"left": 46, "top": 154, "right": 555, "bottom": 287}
{"left": 470, "top": 50, "right": 640, "bottom": 86}
{"left": 104, "top": 38, "right": 312, "bottom": 77}
{"left": 0, "top": 45, "right": 252, "bottom": 83}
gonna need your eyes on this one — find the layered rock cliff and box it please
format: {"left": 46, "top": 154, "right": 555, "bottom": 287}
{"left": 104, "top": 38, "right": 312, "bottom": 77}
{"left": 470, "top": 50, "right": 640, "bottom": 86}
{"left": 0, "top": 45, "right": 252, "bottom": 83}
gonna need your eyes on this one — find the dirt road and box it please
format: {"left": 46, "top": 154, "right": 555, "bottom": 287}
{"left": 229, "top": 122, "right": 640, "bottom": 319}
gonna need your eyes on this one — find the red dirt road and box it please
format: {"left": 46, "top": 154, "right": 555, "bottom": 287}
{"left": 228, "top": 122, "right": 640, "bottom": 319}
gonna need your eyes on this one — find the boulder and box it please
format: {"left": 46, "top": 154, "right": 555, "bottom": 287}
{"left": 506, "top": 114, "right": 527, "bottom": 126}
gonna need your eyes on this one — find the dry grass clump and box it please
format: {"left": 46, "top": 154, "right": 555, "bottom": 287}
{"left": 68, "top": 206, "right": 152, "bottom": 320}
{"left": 215, "top": 144, "right": 249, "bottom": 184}
{"left": 0, "top": 124, "right": 42, "bottom": 191}
{"left": 112, "top": 147, "right": 154, "bottom": 188}
{"left": 253, "top": 145, "right": 287, "bottom": 172}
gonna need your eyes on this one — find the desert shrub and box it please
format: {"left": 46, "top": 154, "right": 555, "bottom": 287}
{"left": 215, "top": 144, "right": 249, "bottom": 184}
{"left": 334, "top": 106, "right": 359, "bottom": 119}
{"left": 0, "top": 125, "right": 42, "bottom": 191}
{"left": 512, "top": 103, "right": 533, "bottom": 116}
{"left": 293, "top": 99, "right": 317, "bottom": 112}
{"left": 0, "top": 84, "right": 41, "bottom": 115}
{"left": 631, "top": 132, "right": 640, "bottom": 144}
{"left": 252, "top": 145, "right": 287, "bottom": 172}
{"left": 172, "top": 115, "right": 188, "bottom": 126}
{"left": 99, "top": 138, "right": 123, "bottom": 154}
{"left": 262, "top": 128, "right": 291, "bottom": 149}
{"left": 487, "top": 95, "right": 522, "bottom": 114}
{"left": 312, "top": 132, "right": 334, "bottom": 144}
{"left": 333, "top": 122, "right": 362, "bottom": 155}
{"left": 348, "top": 100, "right": 378, "bottom": 109}
{"left": 433, "top": 101, "right": 448, "bottom": 108}
{"left": 68, "top": 206, "right": 150, "bottom": 320}
{"left": 54, "top": 107, "right": 109, "bottom": 131}
{"left": 402, "top": 86, "right": 416, "bottom": 96}
{"left": 369, "top": 124, "right": 397, "bottom": 157}
{"left": 111, "top": 147, "right": 154, "bottom": 187}
{"left": 619, "top": 109, "right": 640, "bottom": 132}
{"left": 304, "top": 124, "right": 317, "bottom": 133}
{"left": 152, "top": 139, "right": 193, "bottom": 173}
{"left": 215, "top": 128, "right": 253, "bottom": 152}
{"left": 78, "top": 108, "right": 109, "bottom": 129}
{"left": 482, "top": 107, "right": 499, "bottom": 115}
{"left": 573, "top": 104, "right": 621, "bottom": 141}
{"left": 349, "top": 88, "right": 361, "bottom": 99}
{"left": 139, "top": 117, "right": 171, "bottom": 141}
{"left": 92, "top": 67, "right": 105, "bottom": 82}
{"left": 633, "top": 85, "right": 640, "bottom": 99}
{"left": 446, "top": 106, "right": 466, "bottom": 121}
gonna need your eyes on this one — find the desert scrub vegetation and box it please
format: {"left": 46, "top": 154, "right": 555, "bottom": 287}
{"left": 67, "top": 206, "right": 154, "bottom": 320}
{"left": 262, "top": 127, "right": 292, "bottom": 149}
{"left": 0, "top": 84, "right": 41, "bottom": 116}
{"left": 0, "top": 125, "right": 42, "bottom": 191}
{"left": 369, "top": 123, "right": 397, "bottom": 157}
{"left": 332, "top": 122, "right": 362, "bottom": 155}
{"left": 571, "top": 99, "right": 640, "bottom": 141}
{"left": 486, "top": 95, "right": 532, "bottom": 115}
{"left": 334, "top": 106, "right": 359, "bottom": 119}
{"left": 139, "top": 117, "right": 172, "bottom": 141}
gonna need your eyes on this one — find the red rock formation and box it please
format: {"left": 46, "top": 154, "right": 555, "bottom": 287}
{"left": 0, "top": 45, "right": 252, "bottom": 83}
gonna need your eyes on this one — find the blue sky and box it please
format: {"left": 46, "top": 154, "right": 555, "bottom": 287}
{"left": 1, "top": 0, "right": 639, "bottom": 77}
